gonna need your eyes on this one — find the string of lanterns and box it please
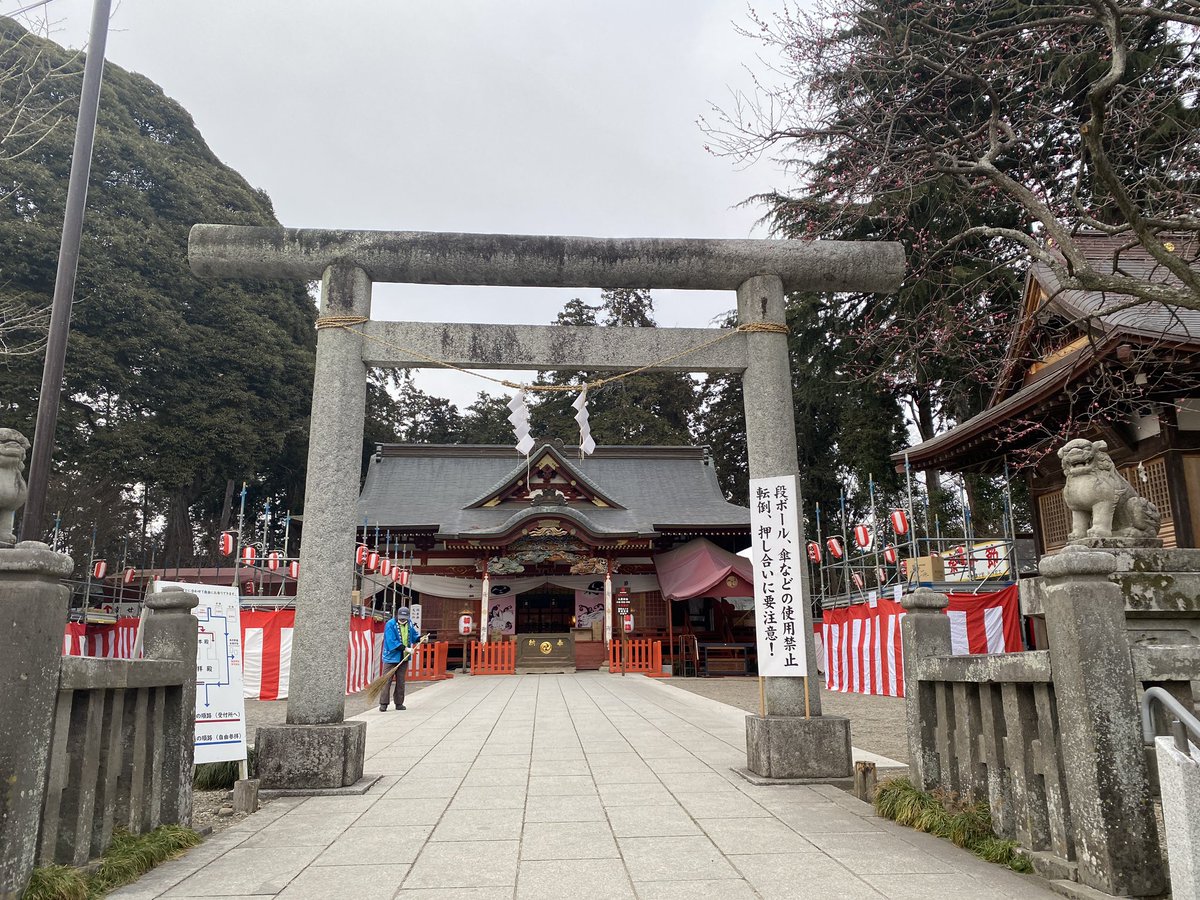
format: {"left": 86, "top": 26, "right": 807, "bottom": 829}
{"left": 806, "top": 508, "right": 911, "bottom": 592}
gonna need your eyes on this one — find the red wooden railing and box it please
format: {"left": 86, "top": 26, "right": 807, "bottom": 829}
{"left": 470, "top": 639, "right": 516, "bottom": 675}
{"left": 608, "top": 639, "right": 668, "bottom": 677}
{"left": 409, "top": 641, "right": 452, "bottom": 681}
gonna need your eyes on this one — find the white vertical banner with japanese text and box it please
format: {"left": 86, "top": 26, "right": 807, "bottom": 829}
{"left": 156, "top": 580, "right": 248, "bottom": 765}
{"left": 750, "top": 475, "right": 808, "bottom": 676}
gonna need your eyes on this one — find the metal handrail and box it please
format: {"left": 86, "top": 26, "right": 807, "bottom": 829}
{"left": 1141, "top": 686, "right": 1200, "bottom": 753}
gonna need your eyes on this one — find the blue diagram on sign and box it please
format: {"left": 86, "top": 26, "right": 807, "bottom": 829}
{"left": 194, "top": 605, "right": 237, "bottom": 708}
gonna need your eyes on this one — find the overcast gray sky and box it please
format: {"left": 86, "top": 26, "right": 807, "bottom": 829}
{"left": 32, "top": 0, "right": 788, "bottom": 408}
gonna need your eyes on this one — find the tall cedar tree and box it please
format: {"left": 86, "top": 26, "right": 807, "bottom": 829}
{"left": 700, "top": 295, "right": 907, "bottom": 519}
{"left": 529, "top": 290, "right": 699, "bottom": 445}
{"left": 0, "top": 20, "right": 316, "bottom": 565}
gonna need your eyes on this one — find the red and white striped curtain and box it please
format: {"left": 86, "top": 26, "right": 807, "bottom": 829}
{"left": 63, "top": 609, "right": 385, "bottom": 701}
{"left": 821, "top": 585, "right": 1022, "bottom": 698}
{"left": 62, "top": 617, "right": 140, "bottom": 659}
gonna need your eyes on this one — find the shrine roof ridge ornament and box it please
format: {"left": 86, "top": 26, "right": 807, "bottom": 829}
{"left": 188, "top": 225, "right": 905, "bottom": 294}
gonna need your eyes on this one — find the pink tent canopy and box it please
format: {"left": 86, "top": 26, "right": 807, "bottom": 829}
{"left": 653, "top": 537, "right": 753, "bottom": 600}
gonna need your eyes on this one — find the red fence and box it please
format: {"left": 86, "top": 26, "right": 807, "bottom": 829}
{"left": 470, "top": 640, "right": 516, "bottom": 675}
{"left": 608, "top": 639, "right": 668, "bottom": 676}
{"left": 410, "top": 641, "right": 452, "bottom": 681}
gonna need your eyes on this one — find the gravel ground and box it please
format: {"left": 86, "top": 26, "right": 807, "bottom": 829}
{"left": 664, "top": 677, "right": 911, "bottom": 765}
{"left": 193, "top": 684, "right": 430, "bottom": 835}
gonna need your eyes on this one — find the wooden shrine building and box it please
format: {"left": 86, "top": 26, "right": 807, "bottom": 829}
{"left": 356, "top": 441, "right": 756, "bottom": 673}
{"left": 897, "top": 233, "right": 1200, "bottom": 554}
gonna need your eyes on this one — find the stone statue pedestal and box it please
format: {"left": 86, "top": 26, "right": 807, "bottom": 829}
{"left": 745, "top": 714, "right": 852, "bottom": 780}
{"left": 1022, "top": 547, "right": 1200, "bottom": 648}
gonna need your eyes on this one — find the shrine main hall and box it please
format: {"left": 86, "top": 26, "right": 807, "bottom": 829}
{"left": 356, "top": 441, "right": 756, "bottom": 673}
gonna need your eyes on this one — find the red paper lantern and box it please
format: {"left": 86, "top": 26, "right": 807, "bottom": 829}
{"left": 391, "top": 567, "right": 402, "bottom": 583}
{"left": 219, "top": 532, "right": 235, "bottom": 556}
{"left": 379, "top": 558, "right": 392, "bottom": 577}
{"left": 877, "top": 567, "right": 888, "bottom": 583}
{"left": 287, "top": 560, "right": 299, "bottom": 579}
{"left": 851, "top": 571, "right": 864, "bottom": 589}
{"left": 241, "top": 545, "right": 257, "bottom": 565}
{"left": 355, "top": 544, "right": 368, "bottom": 566}
{"left": 890, "top": 509, "right": 909, "bottom": 536}
{"left": 826, "top": 537, "right": 844, "bottom": 559}
{"left": 853, "top": 524, "right": 871, "bottom": 549}
{"left": 398, "top": 569, "right": 410, "bottom": 587}
{"left": 806, "top": 541, "right": 822, "bottom": 563}
{"left": 267, "top": 551, "right": 281, "bottom": 571}
{"left": 883, "top": 545, "right": 898, "bottom": 565}
{"left": 123, "top": 567, "right": 137, "bottom": 584}
{"left": 365, "top": 551, "right": 380, "bottom": 572}
{"left": 92, "top": 560, "right": 108, "bottom": 580}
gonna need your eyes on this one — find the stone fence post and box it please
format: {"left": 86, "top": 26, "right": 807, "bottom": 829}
{"left": 900, "top": 588, "right": 951, "bottom": 789}
{"left": 0, "top": 541, "right": 73, "bottom": 898}
{"left": 1040, "top": 547, "right": 1164, "bottom": 896}
{"left": 141, "top": 587, "right": 199, "bottom": 826}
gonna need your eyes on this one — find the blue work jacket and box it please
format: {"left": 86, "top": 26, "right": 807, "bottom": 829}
{"left": 383, "top": 619, "right": 420, "bottom": 664}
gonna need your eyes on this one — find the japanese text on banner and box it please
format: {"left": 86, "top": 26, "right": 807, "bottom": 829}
{"left": 750, "top": 475, "right": 807, "bottom": 676}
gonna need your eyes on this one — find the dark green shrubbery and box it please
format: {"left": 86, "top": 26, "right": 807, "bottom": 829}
{"left": 25, "top": 825, "right": 202, "bottom": 899}
{"left": 873, "top": 777, "right": 1033, "bottom": 873}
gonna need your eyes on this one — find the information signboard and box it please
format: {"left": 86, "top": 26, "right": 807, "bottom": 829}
{"left": 749, "top": 474, "right": 808, "bottom": 676}
{"left": 156, "top": 581, "right": 248, "bottom": 765}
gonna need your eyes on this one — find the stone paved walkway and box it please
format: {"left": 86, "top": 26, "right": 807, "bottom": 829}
{"left": 113, "top": 673, "right": 1057, "bottom": 899}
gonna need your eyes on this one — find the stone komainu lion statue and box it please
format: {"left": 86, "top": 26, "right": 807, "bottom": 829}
{"left": 0, "top": 428, "right": 30, "bottom": 548}
{"left": 1059, "top": 438, "right": 1161, "bottom": 543}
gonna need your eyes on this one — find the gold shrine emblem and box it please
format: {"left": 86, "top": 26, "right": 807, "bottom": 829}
{"left": 726, "top": 575, "right": 740, "bottom": 588}
{"left": 527, "top": 639, "right": 536, "bottom": 646}
{"left": 539, "top": 641, "right": 553, "bottom": 655}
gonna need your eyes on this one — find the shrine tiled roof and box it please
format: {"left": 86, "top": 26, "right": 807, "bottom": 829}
{"left": 1029, "top": 232, "right": 1200, "bottom": 341}
{"left": 357, "top": 442, "right": 750, "bottom": 538}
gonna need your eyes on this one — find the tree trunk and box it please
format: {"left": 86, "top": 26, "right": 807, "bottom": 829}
{"left": 218, "top": 479, "right": 235, "bottom": 533}
{"left": 161, "top": 488, "right": 194, "bottom": 568}
{"left": 915, "top": 390, "right": 948, "bottom": 526}
{"left": 961, "top": 473, "right": 989, "bottom": 534}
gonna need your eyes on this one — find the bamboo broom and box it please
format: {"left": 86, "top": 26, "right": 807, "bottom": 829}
{"left": 363, "top": 636, "right": 427, "bottom": 704}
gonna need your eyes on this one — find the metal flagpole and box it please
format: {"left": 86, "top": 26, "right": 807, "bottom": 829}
{"left": 233, "top": 482, "right": 247, "bottom": 589}
{"left": 839, "top": 489, "right": 853, "bottom": 601}
{"left": 869, "top": 474, "right": 882, "bottom": 588}
{"left": 281, "top": 511, "right": 292, "bottom": 596}
{"left": 116, "top": 536, "right": 128, "bottom": 611}
{"left": 904, "top": 453, "right": 919, "bottom": 566}
{"left": 51, "top": 510, "right": 62, "bottom": 553}
{"left": 1003, "top": 457, "right": 1019, "bottom": 578}
{"left": 259, "top": 497, "right": 271, "bottom": 597}
{"left": 21, "top": 0, "right": 114, "bottom": 538}
{"left": 83, "top": 523, "right": 97, "bottom": 616}
{"left": 814, "top": 502, "right": 827, "bottom": 604}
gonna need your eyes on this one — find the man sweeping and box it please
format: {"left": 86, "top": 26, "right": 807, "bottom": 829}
{"left": 378, "top": 605, "right": 420, "bottom": 711}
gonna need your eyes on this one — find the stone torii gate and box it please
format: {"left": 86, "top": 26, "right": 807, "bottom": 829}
{"left": 189, "top": 226, "right": 904, "bottom": 789}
